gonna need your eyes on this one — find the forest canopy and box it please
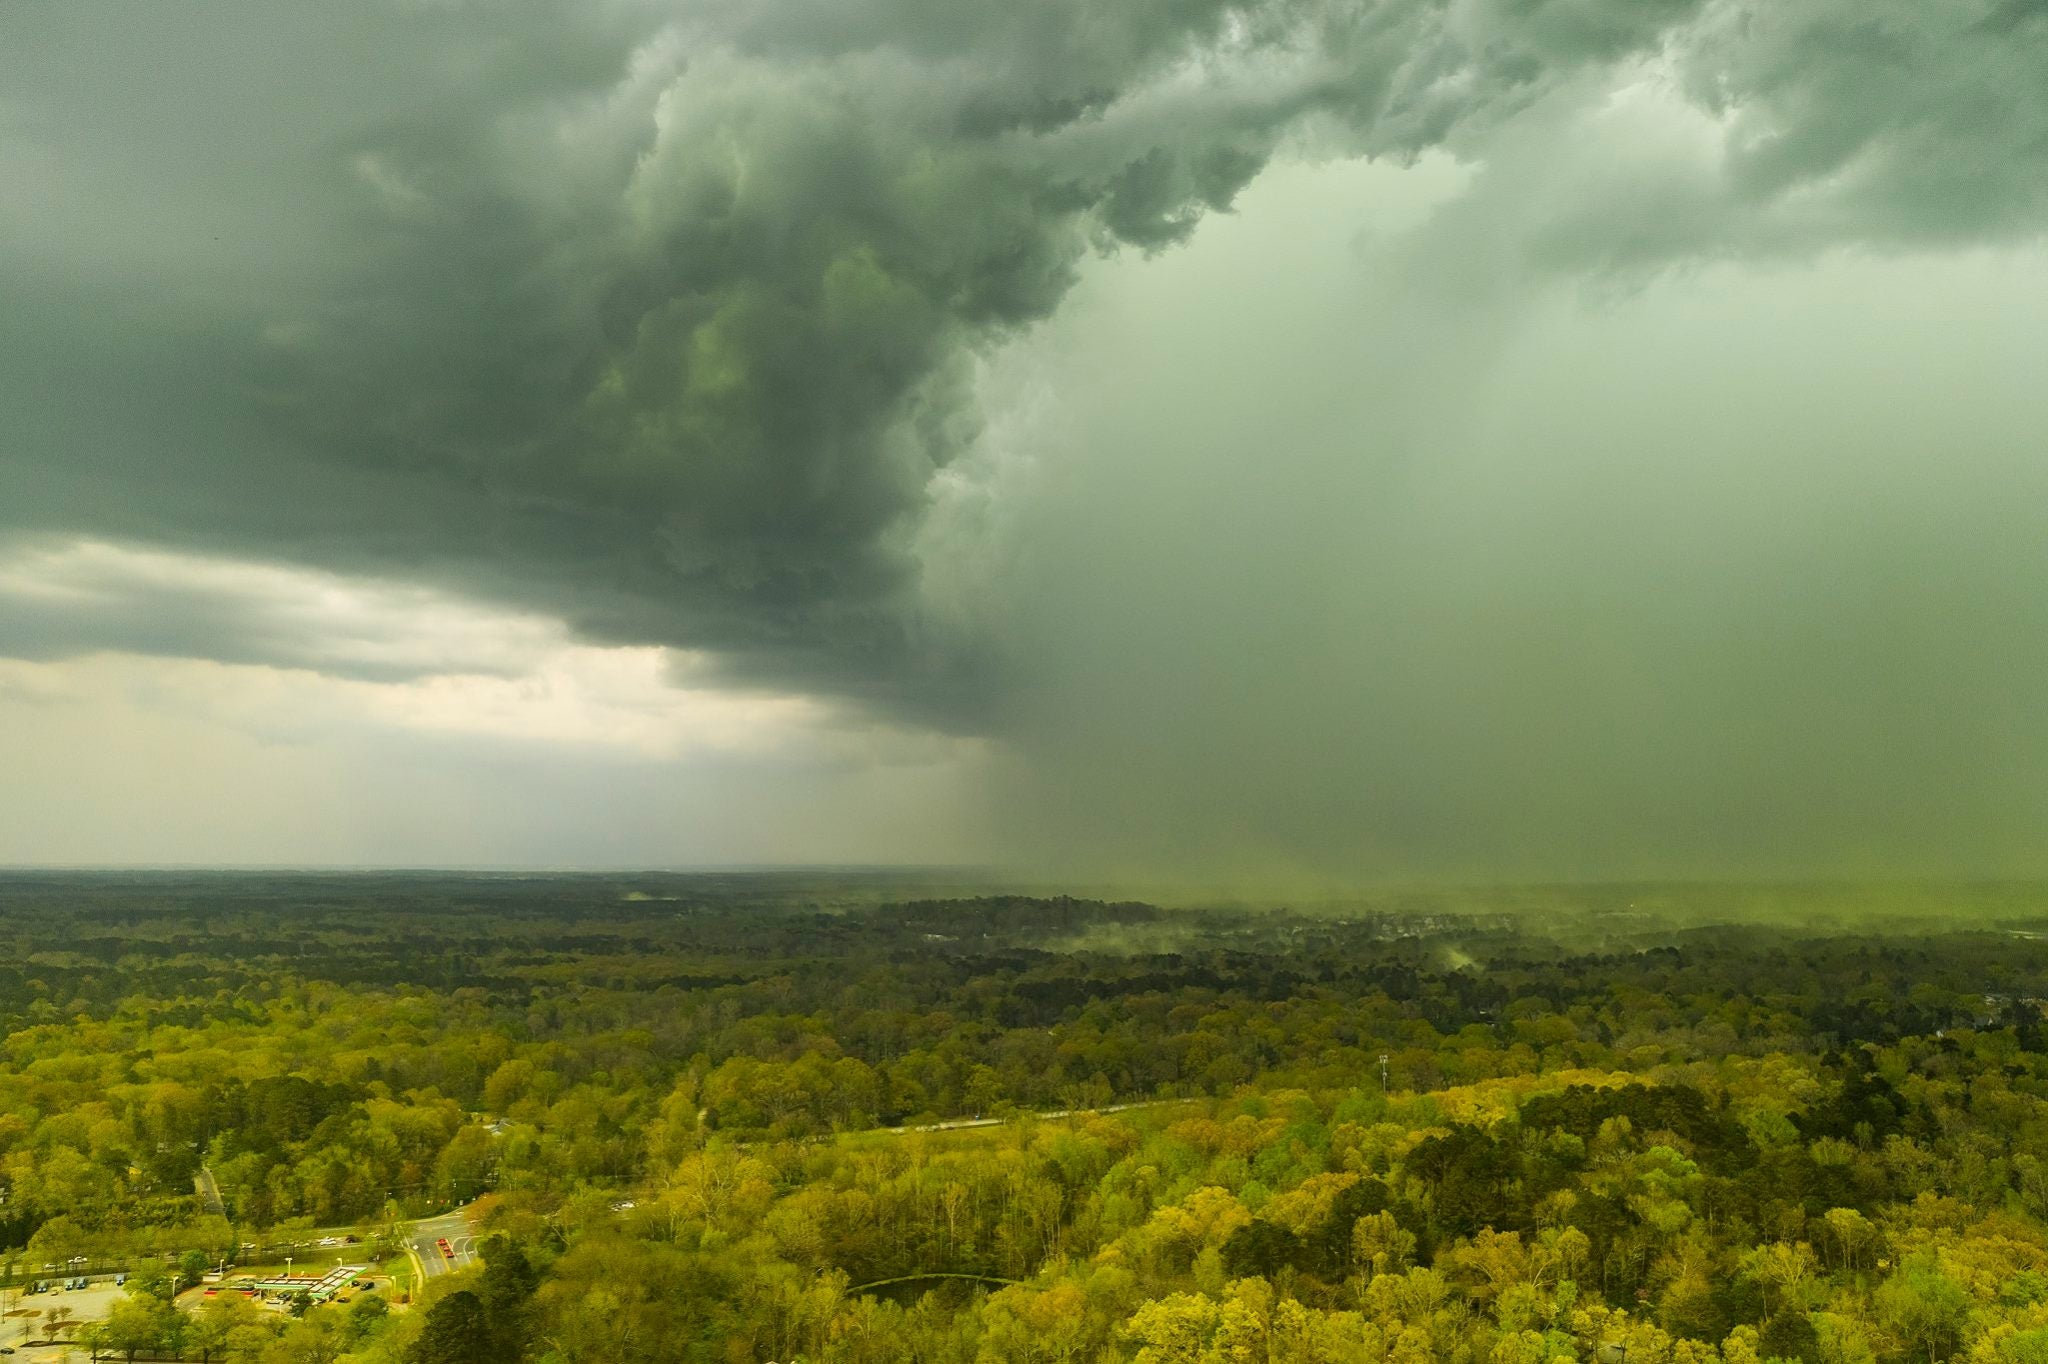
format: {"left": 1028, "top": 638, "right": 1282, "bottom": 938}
{"left": 3, "top": 872, "right": 2048, "bottom": 1363}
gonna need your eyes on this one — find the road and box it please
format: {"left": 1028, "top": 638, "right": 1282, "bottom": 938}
{"left": 407, "top": 1208, "right": 478, "bottom": 1280}
{"left": 194, "top": 1164, "right": 227, "bottom": 1217}
{"left": 879, "top": 1098, "right": 1192, "bottom": 1135}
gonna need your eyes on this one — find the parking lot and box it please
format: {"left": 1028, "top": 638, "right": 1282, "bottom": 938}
{"left": 2, "top": 1277, "right": 126, "bottom": 1359}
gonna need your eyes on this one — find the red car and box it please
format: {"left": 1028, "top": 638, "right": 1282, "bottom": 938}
{"left": 435, "top": 1238, "right": 454, "bottom": 1260}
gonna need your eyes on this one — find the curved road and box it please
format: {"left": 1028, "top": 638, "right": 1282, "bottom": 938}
{"left": 407, "top": 1207, "right": 478, "bottom": 1282}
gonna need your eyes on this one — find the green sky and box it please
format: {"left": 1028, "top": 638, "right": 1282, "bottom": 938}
{"left": 3, "top": 0, "right": 2047, "bottom": 874}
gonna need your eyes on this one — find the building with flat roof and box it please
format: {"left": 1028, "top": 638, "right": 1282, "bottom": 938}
{"left": 245, "top": 1264, "right": 367, "bottom": 1302}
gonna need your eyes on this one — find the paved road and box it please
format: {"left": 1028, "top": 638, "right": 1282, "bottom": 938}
{"left": 880, "top": 1098, "right": 1192, "bottom": 1135}
{"left": 408, "top": 1207, "right": 478, "bottom": 1280}
{"left": 194, "top": 1164, "right": 227, "bottom": 1217}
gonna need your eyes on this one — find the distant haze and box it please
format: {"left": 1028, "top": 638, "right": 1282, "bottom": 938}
{"left": 4, "top": 1, "right": 2047, "bottom": 876}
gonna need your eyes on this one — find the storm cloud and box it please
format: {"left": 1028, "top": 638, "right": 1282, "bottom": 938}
{"left": 5, "top": 0, "right": 2048, "bottom": 872}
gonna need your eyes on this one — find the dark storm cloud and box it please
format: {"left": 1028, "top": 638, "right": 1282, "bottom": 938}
{"left": 3, "top": 0, "right": 2045, "bottom": 724}
{"left": 1697, "top": 0, "right": 2048, "bottom": 238}
{"left": 1476, "top": 0, "right": 2048, "bottom": 273}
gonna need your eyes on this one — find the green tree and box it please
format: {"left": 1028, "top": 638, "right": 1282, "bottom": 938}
{"left": 409, "top": 1290, "right": 494, "bottom": 1364}
{"left": 186, "top": 1293, "right": 263, "bottom": 1363}
{"left": 1876, "top": 1254, "right": 1970, "bottom": 1364}
{"left": 479, "top": 1236, "right": 539, "bottom": 1359}
{"left": 91, "top": 1294, "right": 182, "bottom": 1364}
{"left": 348, "top": 1292, "right": 390, "bottom": 1343}
{"left": 127, "top": 1268, "right": 176, "bottom": 1303}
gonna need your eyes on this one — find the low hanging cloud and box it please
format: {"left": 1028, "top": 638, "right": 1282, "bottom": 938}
{"left": 0, "top": 539, "right": 565, "bottom": 683}
{"left": 0, "top": 540, "right": 960, "bottom": 766}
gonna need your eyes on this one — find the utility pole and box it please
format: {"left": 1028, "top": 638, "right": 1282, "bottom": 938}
{"left": 1379, "top": 1054, "right": 1389, "bottom": 1093}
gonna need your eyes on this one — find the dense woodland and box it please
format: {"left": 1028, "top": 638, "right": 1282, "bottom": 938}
{"left": 6, "top": 873, "right": 2048, "bottom": 1363}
